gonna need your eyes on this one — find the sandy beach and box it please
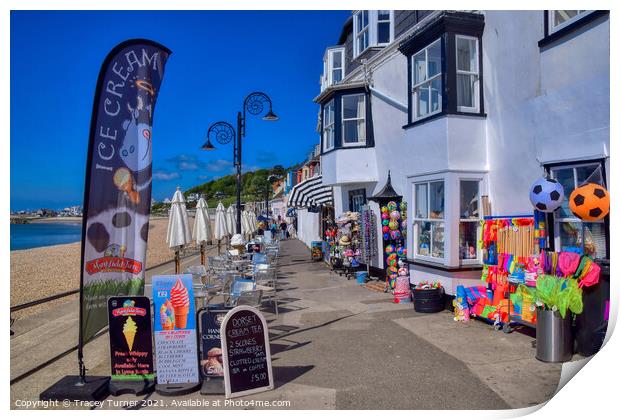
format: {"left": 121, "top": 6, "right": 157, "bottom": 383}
{"left": 10, "top": 217, "right": 193, "bottom": 319}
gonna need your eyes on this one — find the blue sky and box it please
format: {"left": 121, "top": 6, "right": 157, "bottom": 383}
{"left": 10, "top": 10, "right": 350, "bottom": 210}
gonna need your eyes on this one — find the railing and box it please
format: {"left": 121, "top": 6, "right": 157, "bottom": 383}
{"left": 9, "top": 246, "right": 208, "bottom": 314}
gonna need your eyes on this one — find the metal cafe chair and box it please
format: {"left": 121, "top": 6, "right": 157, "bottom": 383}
{"left": 235, "top": 289, "right": 263, "bottom": 308}
{"left": 253, "top": 265, "right": 279, "bottom": 315}
{"left": 222, "top": 277, "right": 256, "bottom": 308}
{"left": 185, "top": 265, "right": 208, "bottom": 286}
{"left": 252, "top": 252, "right": 269, "bottom": 264}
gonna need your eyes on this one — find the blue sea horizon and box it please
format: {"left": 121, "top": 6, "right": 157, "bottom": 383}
{"left": 10, "top": 222, "right": 83, "bottom": 251}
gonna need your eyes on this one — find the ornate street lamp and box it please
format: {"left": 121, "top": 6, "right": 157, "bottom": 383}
{"left": 202, "top": 92, "right": 278, "bottom": 234}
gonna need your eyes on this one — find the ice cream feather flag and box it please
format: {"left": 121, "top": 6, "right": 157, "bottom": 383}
{"left": 80, "top": 39, "right": 171, "bottom": 344}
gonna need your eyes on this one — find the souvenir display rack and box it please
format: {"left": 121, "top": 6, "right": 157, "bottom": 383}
{"left": 360, "top": 206, "right": 378, "bottom": 280}
{"left": 329, "top": 212, "right": 362, "bottom": 280}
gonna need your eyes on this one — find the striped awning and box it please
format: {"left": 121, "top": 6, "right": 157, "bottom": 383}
{"left": 287, "top": 175, "right": 333, "bottom": 208}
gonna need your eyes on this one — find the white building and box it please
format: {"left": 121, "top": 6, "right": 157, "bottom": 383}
{"left": 314, "top": 10, "right": 609, "bottom": 293}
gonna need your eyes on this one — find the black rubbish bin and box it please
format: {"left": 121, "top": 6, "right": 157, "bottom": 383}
{"left": 575, "top": 259, "right": 610, "bottom": 357}
{"left": 412, "top": 288, "right": 444, "bottom": 313}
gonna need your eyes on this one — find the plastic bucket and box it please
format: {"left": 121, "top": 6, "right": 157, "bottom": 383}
{"left": 576, "top": 259, "right": 609, "bottom": 356}
{"left": 412, "top": 288, "right": 444, "bottom": 313}
{"left": 536, "top": 308, "right": 573, "bottom": 363}
{"left": 356, "top": 272, "right": 368, "bottom": 284}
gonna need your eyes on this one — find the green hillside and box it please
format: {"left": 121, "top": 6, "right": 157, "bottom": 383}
{"left": 184, "top": 165, "right": 289, "bottom": 207}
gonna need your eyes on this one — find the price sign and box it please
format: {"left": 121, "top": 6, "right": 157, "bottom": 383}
{"left": 152, "top": 275, "right": 199, "bottom": 387}
{"left": 221, "top": 306, "right": 273, "bottom": 398}
{"left": 107, "top": 296, "right": 154, "bottom": 383}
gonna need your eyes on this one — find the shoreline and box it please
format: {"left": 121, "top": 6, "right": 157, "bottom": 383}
{"left": 11, "top": 216, "right": 82, "bottom": 224}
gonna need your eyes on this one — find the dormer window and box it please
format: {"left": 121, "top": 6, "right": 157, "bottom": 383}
{"left": 355, "top": 11, "right": 369, "bottom": 55}
{"left": 353, "top": 10, "right": 394, "bottom": 57}
{"left": 377, "top": 10, "right": 391, "bottom": 44}
{"left": 322, "top": 47, "right": 345, "bottom": 90}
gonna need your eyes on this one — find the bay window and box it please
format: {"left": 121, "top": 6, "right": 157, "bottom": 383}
{"left": 322, "top": 99, "right": 335, "bottom": 152}
{"left": 411, "top": 39, "right": 442, "bottom": 120}
{"left": 341, "top": 93, "right": 366, "bottom": 146}
{"left": 459, "top": 180, "right": 481, "bottom": 261}
{"left": 409, "top": 171, "right": 487, "bottom": 267}
{"left": 456, "top": 35, "right": 480, "bottom": 113}
{"left": 414, "top": 181, "right": 445, "bottom": 259}
{"left": 320, "top": 88, "right": 373, "bottom": 154}
{"left": 550, "top": 162, "right": 608, "bottom": 259}
{"left": 353, "top": 10, "right": 394, "bottom": 57}
{"left": 399, "top": 12, "right": 485, "bottom": 126}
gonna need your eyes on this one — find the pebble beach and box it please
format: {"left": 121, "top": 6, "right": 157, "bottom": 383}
{"left": 10, "top": 217, "right": 187, "bottom": 319}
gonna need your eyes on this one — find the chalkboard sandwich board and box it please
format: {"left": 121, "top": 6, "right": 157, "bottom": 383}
{"left": 221, "top": 306, "right": 274, "bottom": 398}
{"left": 107, "top": 296, "right": 155, "bottom": 396}
{"left": 198, "top": 308, "right": 228, "bottom": 395}
{"left": 152, "top": 275, "right": 200, "bottom": 395}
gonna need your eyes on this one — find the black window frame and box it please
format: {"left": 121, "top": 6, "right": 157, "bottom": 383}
{"left": 539, "top": 10, "right": 609, "bottom": 49}
{"left": 319, "top": 87, "right": 375, "bottom": 156}
{"left": 348, "top": 188, "right": 367, "bottom": 213}
{"left": 399, "top": 12, "right": 485, "bottom": 128}
{"left": 543, "top": 158, "right": 610, "bottom": 260}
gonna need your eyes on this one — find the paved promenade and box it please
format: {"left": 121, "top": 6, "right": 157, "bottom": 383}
{"left": 11, "top": 239, "right": 563, "bottom": 410}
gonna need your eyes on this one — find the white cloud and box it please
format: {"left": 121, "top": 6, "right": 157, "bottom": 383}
{"left": 153, "top": 171, "right": 180, "bottom": 180}
{"left": 206, "top": 159, "right": 234, "bottom": 172}
{"left": 179, "top": 161, "right": 200, "bottom": 171}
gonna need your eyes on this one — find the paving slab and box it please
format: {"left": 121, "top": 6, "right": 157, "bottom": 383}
{"left": 393, "top": 313, "right": 562, "bottom": 408}
{"left": 11, "top": 239, "right": 564, "bottom": 410}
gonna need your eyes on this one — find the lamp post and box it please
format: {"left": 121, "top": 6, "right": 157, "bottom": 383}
{"left": 202, "top": 92, "right": 278, "bottom": 235}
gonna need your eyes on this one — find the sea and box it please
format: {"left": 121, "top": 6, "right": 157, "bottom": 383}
{"left": 10, "top": 222, "right": 83, "bottom": 251}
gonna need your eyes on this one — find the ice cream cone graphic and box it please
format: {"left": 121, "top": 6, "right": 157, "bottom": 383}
{"left": 170, "top": 278, "right": 190, "bottom": 329}
{"left": 160, "top": 300, "right": 175, "bottom": 330}
{"left": 123, "top": 316, "right": 138, "bottom": 351}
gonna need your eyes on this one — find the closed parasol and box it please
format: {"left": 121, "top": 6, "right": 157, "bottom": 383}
{"left": 166, "top": 187, "right": 193, "bottom": 273}
{"left": 193, "top": 196, "right": 212, "bottom": 265}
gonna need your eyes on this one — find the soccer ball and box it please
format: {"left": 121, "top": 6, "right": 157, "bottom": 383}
{"left": 569, "top": 183, "right": 610, "bottom": 221}
{"left": 529, "top": 177, "right": 564, "bottom": 213}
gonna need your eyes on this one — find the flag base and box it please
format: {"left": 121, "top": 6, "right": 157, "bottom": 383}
{"left": 109, "top": 379, "right": 155, "bottom": 396}
{"left": 40, "top": 375, "right": 110, "bottom": 402}
{"left": 155, "top": 382, "right": 200, "bottom": 396}
{"left": 200, "top": 377, "right": 224, "bottom": 395}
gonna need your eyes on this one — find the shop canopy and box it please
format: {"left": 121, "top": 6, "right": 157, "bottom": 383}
{"left": 369, "top": 170, "right": 402, "bottom": 202}
{"left": 287, "top": 175, "right": 333, "bottom": 208}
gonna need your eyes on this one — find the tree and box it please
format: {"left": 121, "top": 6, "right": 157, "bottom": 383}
{"left": 271, "top": 165, "right": 286, "bottom": 178}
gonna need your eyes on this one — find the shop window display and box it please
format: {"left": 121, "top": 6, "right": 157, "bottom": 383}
{"left": 550, "top": 163, "right": 608, "bottom": 259}
{"left": 413, "top": 181, "right": 444, "bottom": 259}
{"left": 459, "top": 180, "right": 481, "bottom": 261}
